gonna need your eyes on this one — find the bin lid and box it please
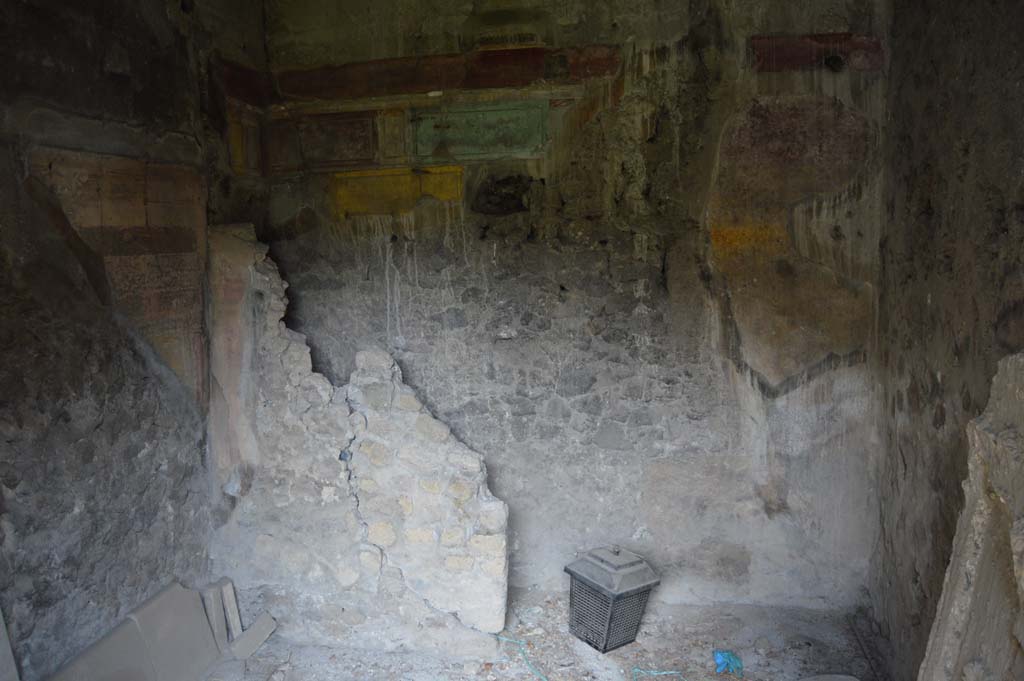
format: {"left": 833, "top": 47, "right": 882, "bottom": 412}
{"left": 564, "top": 546, "right": 660, "bottom": 598}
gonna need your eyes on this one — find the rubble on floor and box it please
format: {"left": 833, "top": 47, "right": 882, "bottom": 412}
{"left": 211, "top": 590, "right": 887, "bottom": 681}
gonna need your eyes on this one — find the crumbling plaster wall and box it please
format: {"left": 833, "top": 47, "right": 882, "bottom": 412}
{"left": 208, "top": 225, "right": 508, "bottom": 656}
{"left": 0, "top": 147, "right": 212, "bottom": 681}
{"left": 263, "top": 0, "right": 890, "bottom": 612}
{"left": 873, "top": 1, "right": 1024, "bottom": 679}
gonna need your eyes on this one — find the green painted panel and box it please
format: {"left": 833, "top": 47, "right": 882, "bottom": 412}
{"left": 413, "top": 100, "right": 548, "bottom": 161}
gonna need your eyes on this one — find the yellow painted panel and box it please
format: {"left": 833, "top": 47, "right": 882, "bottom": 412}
{"left": 709, "top": 224, "right": 788, "bottom": 257}
{"left": 333, "top": 166, "right": 462, "bottom": 215}
{"left": 228, "top": 118, "right": 247, "bottom": 174}
{"left": 419, "top": 166, "right": 462, "bottom": 203}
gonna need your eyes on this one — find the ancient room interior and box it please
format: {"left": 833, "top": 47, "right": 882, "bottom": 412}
{"left": 1, "top": 1, "right": 1022, "bottom": 680}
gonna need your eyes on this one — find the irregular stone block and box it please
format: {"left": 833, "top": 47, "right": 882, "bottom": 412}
{"left": 419, "top": 478, "right": 444, "bottom": 494}
{"left": 404, "top": 526, "right": 437, "bottom": 544}
{"left": 440, "top": 527, "right": 464, "bottom": 546}
{"left": 229, "top": 612, "right": 276, "bottom": 660}
{"left": 396, "top": 391, "right": 422, "bottom": 412}
{"left": 468, "top": 533, "right": 505, "bottom": 556}
{"left": 359, "top": 439, "right": 392, "bottom": 466}
{"left": 446, "top": 479, "right": 474, "bottom": 502}
{"left": 49, "top": 619, "right": 156, "bottom": 681}
{"left": 128, "top": 583, "right": 220, "bottom": 681}
{"left": 368, "top": 521, "right": 397, "bottom": 547}
{"left": 354, "top": 348, "right": 397, "bottom": 373}
{"left": 415, "top": 414, "right": 451, "bottom": 442}
{"left": 445, "top": 555, "right": 475, "bottom": 571}
{"left": 481, "top": 557, "right": 507, "bottom": 579}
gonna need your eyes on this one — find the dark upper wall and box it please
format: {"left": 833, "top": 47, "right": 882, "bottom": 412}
{"left": 264, "top": 0, "right": 690, "bottom": 70}
{"left": 263, "top": 0, "right": 882, "bottom": 71}
{"left": 873, "top": 1, "right": 1024, "bottom": 679}
{"left": 0, "top": 0, "right": 202, "bottom": 161}
{"left": 195, "top": 0, "right": 268, "bottom": 70}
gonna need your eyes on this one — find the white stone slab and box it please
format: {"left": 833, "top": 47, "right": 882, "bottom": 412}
{"left": 128, "top": 582, "right": 219, "bottom": 681}
{"left": 49, "top": 619, "right": 156, "bottom": 681}
{"left": 229, "top": 612, "right": 276, "bottom": 660}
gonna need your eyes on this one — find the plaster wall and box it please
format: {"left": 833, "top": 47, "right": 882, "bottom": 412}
{"left": 261, "top": 0, "right": 889, "bottom": 611}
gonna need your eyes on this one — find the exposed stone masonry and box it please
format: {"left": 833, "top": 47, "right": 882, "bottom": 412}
{"left": 208, "top": 225, "right": 507, "bottom": 659}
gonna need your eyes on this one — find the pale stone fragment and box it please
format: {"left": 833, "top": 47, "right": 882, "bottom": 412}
{"left": 445, "top": 555, "right": 475, "bottom": 571}
{"left": 440, "top": 527, "right": 464, "bottom": 546}
{"left": 469, "top": 533, "right": 506, "bottom": 556}
{"left": 419, "top": 478, "right": 443, "bottom": 494}
{"left": 359, "top": 440, "right": 392, "bottom": 466}
{"left": 367, "top": 521, "right": 397, "bottom": 547}
{"left": 415, "top": 414, "right": 450, "bottom": 442}
{"left": 404, "top": 527, "right": 436, "bottom": 544}
{"left": 446, "top": 479, "right": 475, "bottom": 502}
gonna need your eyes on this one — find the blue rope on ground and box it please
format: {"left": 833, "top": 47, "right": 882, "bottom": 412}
{"left": 632, "top": 669, "right": 685, "bottom": 681}
{"left": 496, "top": 635, "right": 550, "bottom": 681}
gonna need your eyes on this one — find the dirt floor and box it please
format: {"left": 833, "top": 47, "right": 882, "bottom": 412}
{"left": 209, "top": 588, "right": 890, "bottom": 681}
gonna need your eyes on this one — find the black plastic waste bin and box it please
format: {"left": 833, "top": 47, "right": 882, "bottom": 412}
{"left": 564, "top": 545, "right": 659, "bottom": 653}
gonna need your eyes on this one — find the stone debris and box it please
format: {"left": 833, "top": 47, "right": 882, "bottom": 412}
{"left": 230, "top": 612, "right": 278, "bottom": 660}
{"left": 221, "top": 593, "right": 886, "bottom": 681}
{"left": 51, "top": 583, "right": 222, "bottom": 681}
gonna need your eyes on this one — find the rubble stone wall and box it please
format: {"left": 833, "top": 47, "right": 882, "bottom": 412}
{"left": 208, "top": 224, "right": 508, "bottom": 657}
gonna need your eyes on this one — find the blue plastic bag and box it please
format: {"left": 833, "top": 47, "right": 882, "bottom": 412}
{"left": 713, "top": 649, "right": 743, "bottom": 677}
